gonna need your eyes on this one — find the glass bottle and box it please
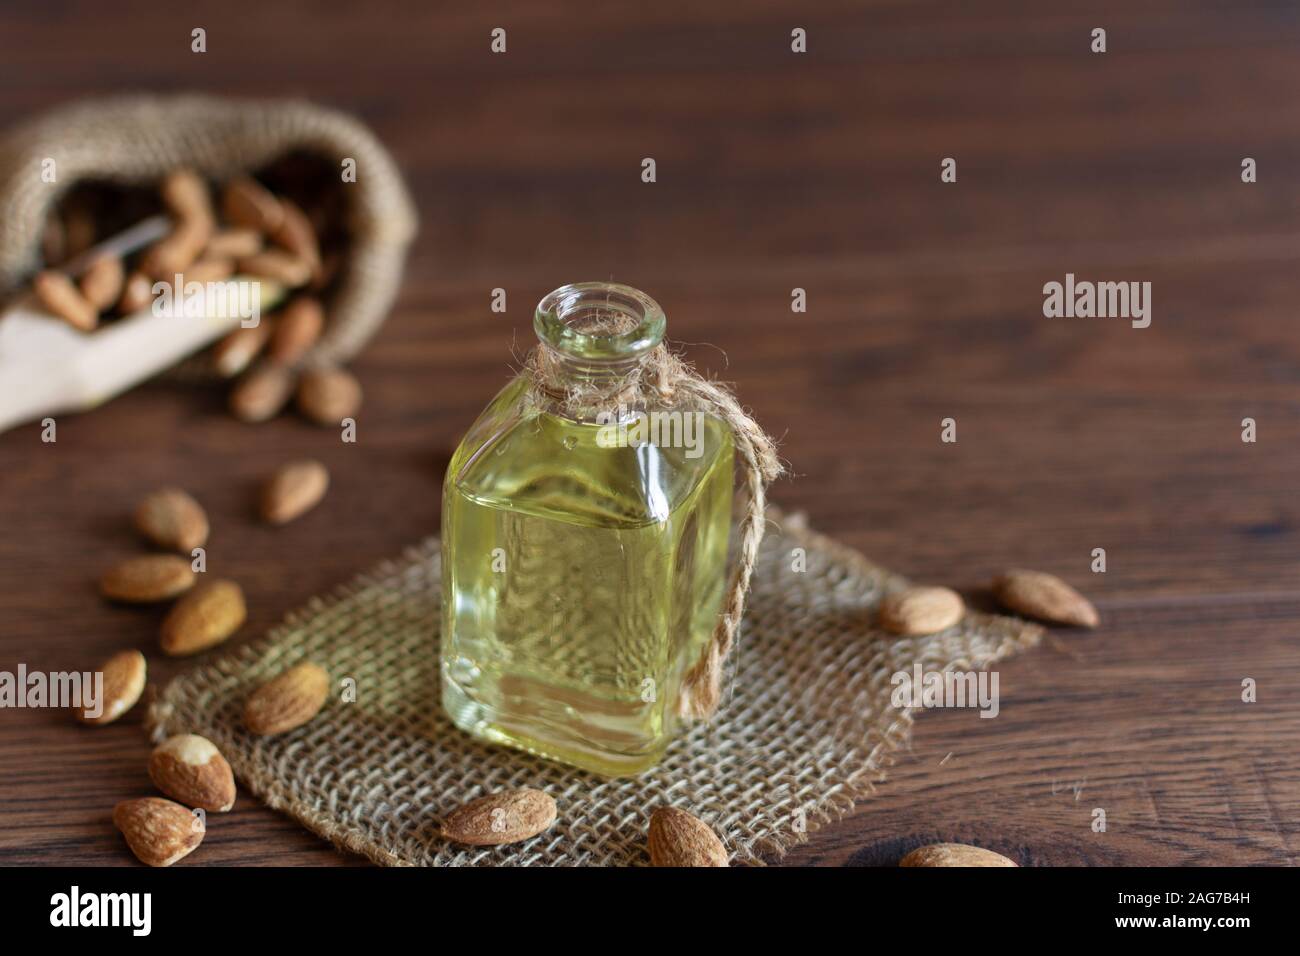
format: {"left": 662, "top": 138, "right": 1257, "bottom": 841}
{"left": 441, "top": 282, "right": 734, "bottom": 776}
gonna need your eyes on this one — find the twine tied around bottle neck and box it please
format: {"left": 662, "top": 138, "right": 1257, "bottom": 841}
{"left": 525, "top": 342, "right": 783, "bottom": 721}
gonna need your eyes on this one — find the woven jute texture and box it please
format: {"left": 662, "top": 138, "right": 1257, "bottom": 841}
{"left": 146, "top": 509, "right": 1042, "bottom": 866}
{"left": 0, "top": 94, "right": 417, "bottom": 368}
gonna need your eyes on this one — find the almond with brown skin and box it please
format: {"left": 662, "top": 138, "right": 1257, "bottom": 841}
{"left": 161, "top": 169, "right": 215, "bottom": 225}
{"left": 261, "top": 459, "right": 330, "bottom": 525}
{"left": 118, "top": 270, "right": 155, "bottom": 314}
{"left": 993, "top": 570, "right": 1099, "bottom": 628}
{"left": 100, "top": 554, "right": 196, "bottom": 603}
{"left": 647, "top": 806, "right": 728, "bottom": 867}
{"left": 879, "top": 586, "right": 965, "bottom": 636}
{"left": 180, "top": 255, "right": 235, "bottom": 284}
{"left": 34, "top": 270, "right": 97, "bottom": 331}
{"left": 205, "top": 227, "right": 263, "bottom": 259}
{"left": 77, "top": 649, "right": 146, "bottom": 726}
{"left": 229, "top": 363, "right": 295, "bottom": 423}
{"left": 141, "top": 218, "right": 211, "bottom": 278}
{"left": 296, "top": 366, "right": 362, "bottom": 425}
{"left": 900, "top": 843, "right": 1017, "bottom": 867}
{"left": 237, "top": 249, "right": 311, "bottom": 287}
{"left": 441, "top": 788, "right": 557, "bottom": 847}
{"left": 272, "top": 199, "right": 321, "bottom": 276}
{"left": 222, "top": 176, "right": 284, "bottom": 233}
{"left": 212, "top": 322, "right": 274, "bottom": 378}
{"left": 113, "top": 797, "right": 204, "bottom": 867}
{"left": 243, "top": 662, "right": 330, "bottom": 735}
{"left": 160, "top": 579, "right": 246, "bottom": 656}
{"left": 135, "top": 488, "right": 209, "bottom": 553}
{"left": 269, "top": 297, "right": 324, "bottom": 365}
{"left": 148, "top": 734, "right": 236, "bottom": 812}
{"left": 79, "top": 254, "right": 125, "bottom": 311}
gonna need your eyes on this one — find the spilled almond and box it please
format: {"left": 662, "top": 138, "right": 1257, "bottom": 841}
{"left": 134, "top": 487, "right": 209, "bottom": 553}
{"left": 100, "top": 554, "right": 195, "bottom": 603}
{"left": 160, "top": 578, "right": 246, "bottom": 656}
{"left": 296, "top": 366, "right": 362, "bottom": 425}
{"left": 879, "top": 585, "right": 965, "bottom": 635}
{"left": 993, "top": 569, "right": 1099, "bottom": 628}
{"left": 113, "top": 797, "right": 204, "bottom": 867}
{"left": 243, "top": 662, "right": 329, "bottom": 735}
{"left": 261, "top": 459, "right": 329, "bottom": 525}
{"left": 647, "top": 806, "right": 728, "bottom": 867}
{"left": 77, "top": 649, "right": 146, "bottom": 726}
{"left": 148, "top": 734, "right": 236, "bottom": 812}
{"left": 441, "top": 788, "right": 557, "bottom": 847}
{"left": 900, "top": 843, "right": 1017, "bottom": 867}
{"left": 229, "top": 363, "right": 295, "bottom": 422}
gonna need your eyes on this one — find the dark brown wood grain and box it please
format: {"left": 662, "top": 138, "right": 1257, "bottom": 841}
{"left": 1, "top": 0, "right": 1298, "bottom": 866}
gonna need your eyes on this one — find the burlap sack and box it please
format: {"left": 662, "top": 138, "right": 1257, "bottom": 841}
{"left": 0, "top": 94, "right": 417, "bottom": 367}
{"left": 145, "top": 509, "right": 1042, "bottom": 866}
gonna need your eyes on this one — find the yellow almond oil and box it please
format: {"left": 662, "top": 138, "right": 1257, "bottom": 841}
{"left": 440, "top": 284, "right": 734, "bottom": 776}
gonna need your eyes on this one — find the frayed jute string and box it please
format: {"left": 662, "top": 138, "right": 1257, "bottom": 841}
{"left": 525, "top": 340, "right": 783, "bottom": 720}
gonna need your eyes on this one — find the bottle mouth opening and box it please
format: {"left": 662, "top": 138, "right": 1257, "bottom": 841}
{"left": 535, "top": 282, "right": 665, "bottom": 362}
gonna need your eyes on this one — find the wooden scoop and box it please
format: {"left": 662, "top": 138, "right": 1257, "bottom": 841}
{"left": 0, "top": 216, "right": 284, "bottom": 434}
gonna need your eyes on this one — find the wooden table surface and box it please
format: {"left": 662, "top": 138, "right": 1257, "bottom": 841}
{"left": 2, "top": 1, "right": 1298, "bottom": 866}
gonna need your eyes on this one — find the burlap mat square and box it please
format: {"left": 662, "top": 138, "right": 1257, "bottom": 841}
{"left": 146, "top": 509, "right": 1042, "bottom": 866}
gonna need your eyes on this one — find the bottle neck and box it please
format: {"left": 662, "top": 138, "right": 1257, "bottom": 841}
{"left": 535, "top": 342, "right": 652, "bottom": 388}
{"left": 533, "top": 282, "right": 665, "bottom": 389}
